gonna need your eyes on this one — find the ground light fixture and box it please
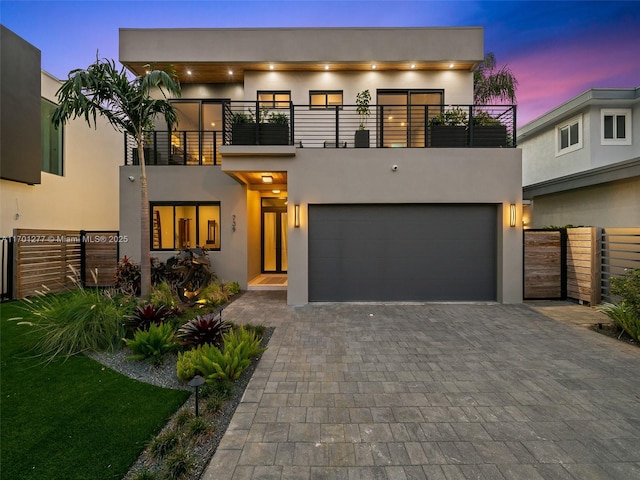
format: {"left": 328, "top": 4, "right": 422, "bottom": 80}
{"left": 294, "top": 204, "right": 301, "bottom": 228}
{"left": 510, "top": 203, "right": 517, "bottom": 227}
{"left": 188, "top": 375, "right": 206, "bottom": 416}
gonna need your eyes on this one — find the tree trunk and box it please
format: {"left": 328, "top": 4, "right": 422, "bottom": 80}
{"left": 138, "top": 139, "right": 151, "bottom": 298}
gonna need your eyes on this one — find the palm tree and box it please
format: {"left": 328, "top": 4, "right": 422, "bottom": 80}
{"left": 53, "top": 58, "right": 181, "bottom": 297}
{"left": 473, "top": 52, "right": 518, "bottom": 104}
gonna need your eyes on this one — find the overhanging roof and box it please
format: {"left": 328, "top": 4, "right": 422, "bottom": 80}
{"left": 119, "top": 27, "right": 484, "bottom": 83}
{"left": 518, "top": 87, "right": 640, "bottom": 141}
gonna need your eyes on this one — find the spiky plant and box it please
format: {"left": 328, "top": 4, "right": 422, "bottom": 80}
{"left": 126, "top": 303, "right": 173, "bottom": 333}
{"left": 177, "top": 312, "right": 229, "bottom": 348}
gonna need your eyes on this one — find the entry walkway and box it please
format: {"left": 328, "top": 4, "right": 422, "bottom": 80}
{"left": 204, "top": 292, "right": 640, "bottom": 480}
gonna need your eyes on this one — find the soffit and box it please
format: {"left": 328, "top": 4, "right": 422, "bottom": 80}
{"left": 124, "top": 61, "right": 476, "bottom": 84}
{"left": 224, "top": 170, "right": 288, "bottom": 189}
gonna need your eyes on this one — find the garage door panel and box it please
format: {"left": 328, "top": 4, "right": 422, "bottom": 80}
{"left": 309, "top": 204, "right": 497, "bottom": 302}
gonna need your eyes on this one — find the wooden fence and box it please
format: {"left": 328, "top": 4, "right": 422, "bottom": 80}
{"left": 12, "top": 229, "right": 118, "bottom": 299}
{"left": 566, "top": 227, "right": 601, "bottom": 305}
{"left": 601, "top": 227, "right": 640, "bottom": 303}
{"left": 524, "top": 227, "right": 602, "bottom": 305}
{"left": 523, "top": 229, "right": 564, "bottom": 299}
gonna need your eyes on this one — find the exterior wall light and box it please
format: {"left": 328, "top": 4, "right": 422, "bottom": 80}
{"left": 294, "top": 204, "right": 300, "bottom": 228}
{"left": 509, "top": 203, "right": 517, "bottom": 228}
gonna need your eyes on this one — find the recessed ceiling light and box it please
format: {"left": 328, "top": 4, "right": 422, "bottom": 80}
{"left": 186, "top": 70, "right": 192, "bottom": 75}
{"left": 410, "top": 64, "right": 416, "bottom": 69}
{"left": 324, "top": 65, "right": 329, "bottom": 70}
{"left": 449, "top": 63, "right": 454, "bottom": 69}
{"left": 211, "top": 122, "right": 215, "bottom": 127}
{"left": 228, "top": 70, "right": 233, "bottom": 75}
{"left": 372, "top": 64, "right": 377, "bottom": 69}
{"left": 262, "top": 175, "right": 273, "bottom": 184}
{"left": 269, "top": 64, "right": 274, "bottom": 70}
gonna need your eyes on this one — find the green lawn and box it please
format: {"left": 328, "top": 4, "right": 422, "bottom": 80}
{"left": 0, "top": 301, "right": 190, "bottom": 480}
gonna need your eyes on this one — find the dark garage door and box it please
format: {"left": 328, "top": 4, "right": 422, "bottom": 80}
{"left": 308, "top": 204, "right": 497, "bottom": 302}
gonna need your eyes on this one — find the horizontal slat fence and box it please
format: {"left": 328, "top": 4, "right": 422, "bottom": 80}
{"left": 13, "top": 229, "right": 118, "bottom": 299}
{"left": 523, "top": 230, "right": 564, "bottom": 299}
{"left": 566, "top": 227, "right": 601, "bottom": 305}
{"left": 14, "top": 229, "right": 81, "bottom": 298}
{"left": 601, "top": 227, "right": 640, "bottom": 303}
{"left": 81, "top": 231, "right": 120, "bottom": 287}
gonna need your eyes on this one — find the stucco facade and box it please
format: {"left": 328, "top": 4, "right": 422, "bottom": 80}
{"left": 119, "top": 27, "right": 523, "bottom": 305}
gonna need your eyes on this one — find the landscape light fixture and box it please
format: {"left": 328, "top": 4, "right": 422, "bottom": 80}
{"left": 509, "top": 204, "right": 517, "bottom": 228}
{"left": 188, "top": 375, "right": 206, "bottom": 416}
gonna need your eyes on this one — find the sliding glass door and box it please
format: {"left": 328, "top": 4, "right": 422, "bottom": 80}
{"left": 377, "top": 90, "right": 443, "bottom": 147}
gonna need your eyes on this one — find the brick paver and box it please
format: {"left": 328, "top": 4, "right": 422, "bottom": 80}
{"left": 202, "top": 292, "right": 640, "bottom": 480}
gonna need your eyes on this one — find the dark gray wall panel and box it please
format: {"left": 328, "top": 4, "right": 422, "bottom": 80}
{"left": 309, "top": 204, "right": 497, "bottom": 302}
{"left": 1, "top": 26, "right": 41, "bottom": 184}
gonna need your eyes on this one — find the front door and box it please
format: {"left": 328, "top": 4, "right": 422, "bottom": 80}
{"left": 262, "top": 198, "right": 288, "bottom": 273}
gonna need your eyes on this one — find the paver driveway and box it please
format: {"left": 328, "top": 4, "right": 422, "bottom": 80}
{"left": 203, "top": 292, "right": 640, "bottom": 480}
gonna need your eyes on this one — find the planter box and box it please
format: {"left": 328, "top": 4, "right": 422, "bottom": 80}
{"left": 231, "top": 123, "right": 257, "bottom": 145}
{"left": 354, "top": 129, "right": 370, "bottom": 148}
{"left": 472, "top": 125, "right": 508, "bottom": 147}
{"left": 259, "top": 124, "right": 289, "bottom": 145}
{"left": 429, "top": 125, "right": 467, "bottom": 147}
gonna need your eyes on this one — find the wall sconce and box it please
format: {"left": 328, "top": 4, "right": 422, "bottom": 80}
{"left": 509, "top": 204, "right": 517, "bottom": 228}
{"left": 231, "top": 214, "right": 236, "bottom": 232}
{"left": 294, "top": 204, "right": 300, "bottom": 228}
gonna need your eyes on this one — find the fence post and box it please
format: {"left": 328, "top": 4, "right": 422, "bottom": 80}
{"left": 80, "top": 230, "right": 87, "bottom": 287}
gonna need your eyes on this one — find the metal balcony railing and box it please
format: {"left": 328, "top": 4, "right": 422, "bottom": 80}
{"left": 124, "top": 130, "right": 223, "bottom": 166}
{"left": 123, "top": 102, "right": 516, "bottom": 165}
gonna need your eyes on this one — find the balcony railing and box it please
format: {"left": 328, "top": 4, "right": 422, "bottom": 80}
{"left": 124, "top": 102, "right": 516, "bottom": 165}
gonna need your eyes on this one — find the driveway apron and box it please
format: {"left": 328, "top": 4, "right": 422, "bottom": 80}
{"left": 203, "top": 291, "right": 640, "bottom": 480}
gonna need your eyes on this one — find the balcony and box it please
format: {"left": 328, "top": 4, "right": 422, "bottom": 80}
{"left": 124, "top": 102, "right": 516, "bottom": 165}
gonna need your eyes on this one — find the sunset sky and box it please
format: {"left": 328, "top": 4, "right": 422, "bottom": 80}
{"left": 1, "top": 0, "right": 638, "bottom": 126}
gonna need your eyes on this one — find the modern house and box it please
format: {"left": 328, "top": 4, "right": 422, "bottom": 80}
{"left": 0, "top": 26, "right": 121, "bottom": 238}
{"left": 118, "top": 27, "right": 523, "bottom": 305}
{"left": 518, "top": 87, "right": 640, "bottom": 228}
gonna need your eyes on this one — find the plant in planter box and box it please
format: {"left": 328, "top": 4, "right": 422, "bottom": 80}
{"left": 259, "top": 112, "right": 290, "bottom": 145}
{"left": 471, "top": 110, "right": 508, "bottom": 147}
{"left": 231, "top": 111, "right": 256, "bottom": 145}
{"left": 429, "top": 107, "right": 468, "bottom": 147}
{"left": 355, "top": 89, "right": 371, "bottom": 148}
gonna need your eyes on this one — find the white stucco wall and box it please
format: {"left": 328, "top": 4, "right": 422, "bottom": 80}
{"left": 244, "top": 70, "right": 473, "bottom": 106}
{"left": 118, "top": 165, "right": 249, "bottom": 286}
{"left": 1, "top": 72, "right": 121, "bottom": 237}
{"left": 530, "top": 177, "right": 640, "bottom": 228}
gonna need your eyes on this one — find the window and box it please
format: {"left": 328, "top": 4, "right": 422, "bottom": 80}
{"left": 41, "top": 98, "right": 63, "bottom": 175}
{"left": 310, "top": 91, "right": 343, "bottom": 109}
{"left": 258, "top": 91, "right": 291, "bottom": 109}
{"left": 601, "top": 108, "right": 632, "bottom": 145}
{"left": 151, "top": 202, "right": 221, "bottom": 250}
{"left": 556, "top": 114, "right": 582, "bottom": 155}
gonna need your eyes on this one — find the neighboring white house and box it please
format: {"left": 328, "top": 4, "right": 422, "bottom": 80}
{"left": 0, "top": 26, "right": 121, "bottom": 238}
{"left": 118, "top": 27, "right": 523, "bottom": 306}
{"left": 518, "top": 87, "right": 640, "bottom": 228}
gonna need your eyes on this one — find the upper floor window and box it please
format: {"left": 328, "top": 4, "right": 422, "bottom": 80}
{"left": 556, "top": 114, "right": 582, "bottom": 156}
{"left": 41, "top": 98, "right": 63, "bottom": 175}
{"left": 601, "top": 108, "right": 632, "bottom": 145}
{"left": 310, "top": 91, "right": 343, "bottom": 109}
{"left": 258, "top": 91, "right": 291, "bottom": 109}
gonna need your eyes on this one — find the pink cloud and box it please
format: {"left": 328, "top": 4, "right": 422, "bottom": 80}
{"left": 509, "top": 23, "right": 640, "bottom": 126}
